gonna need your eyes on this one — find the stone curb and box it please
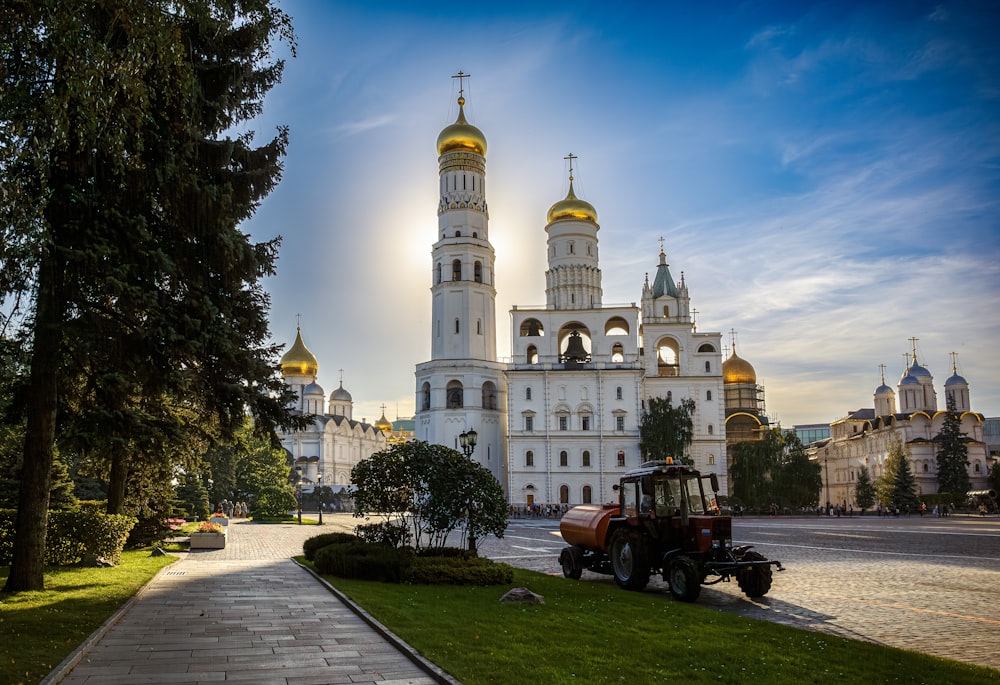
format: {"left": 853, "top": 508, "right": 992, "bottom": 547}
{"left": 40, "top": 557, "right": 180, "bottom": 685}
{"left": 293, "top": 559, "right": 463, "bottom": 685}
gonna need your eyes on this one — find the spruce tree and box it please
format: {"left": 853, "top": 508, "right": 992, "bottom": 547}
{"left": 935, "top": 395, "right": 971, "bottom": 499}
{"left": 854, "top": 465, "right": 876, "bottom": 512}
{"left": 890, "top": 449, "right": 921, "bottom": 512}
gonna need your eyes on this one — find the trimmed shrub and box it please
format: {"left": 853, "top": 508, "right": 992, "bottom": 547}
{"left": 0, "top": 507, "right": 136, "bottom": 566}
{"left": 355, "top": 520, "right": 411, "bottom": 548}
{"left": 313, "top": 541, "right": 410, "bottom": 583}
{"left": 303, "top": 532, "right": 358, "bottom": 561}
{"left": 405, "top": 555, "right": 515, "bottom": 586}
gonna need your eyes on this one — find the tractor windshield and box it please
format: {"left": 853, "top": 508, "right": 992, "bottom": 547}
{"left": 682, "top": 475, "right": 707, "bottom": 514}
{"left": 654, "top": 474, "right": 708, "bottom": 516}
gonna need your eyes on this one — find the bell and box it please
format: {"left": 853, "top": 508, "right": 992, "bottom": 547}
{"left": 561, "top": 330, "right": 591, "bottom": 364}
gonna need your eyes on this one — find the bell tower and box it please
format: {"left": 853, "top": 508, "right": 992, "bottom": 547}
{"left": 415, "top": 73, "right": 507, "bottom": 486}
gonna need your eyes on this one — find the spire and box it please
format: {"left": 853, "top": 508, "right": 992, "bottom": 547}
{"left": 651, "top": 240, "right": 679, "bottom": 299}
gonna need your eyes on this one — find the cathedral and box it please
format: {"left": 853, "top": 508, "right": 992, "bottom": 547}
{"left": 811, "top": 344, "right": 991, "bottom": 507}
{"left": 278, "top": 328, "right": 387, "bottom": 492}
{"left": 414, "top": 78, "right": 732, "bottom": 507}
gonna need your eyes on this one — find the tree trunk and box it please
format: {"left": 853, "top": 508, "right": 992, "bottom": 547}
{"left": 107, "top": 443, "right": 128, "bottom": 515}
{"left": 3, "top": 249, "right": 63, "bottom": 592}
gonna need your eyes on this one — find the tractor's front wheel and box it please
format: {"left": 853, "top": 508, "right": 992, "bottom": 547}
{"left": 667, "top": 557, "right": 701, "bottom": 602}
{"left": 609, "top": 529, "right": 650, "bottom": 591}
{"left": 737, "top": 551, "right": 773, "bottom": 598}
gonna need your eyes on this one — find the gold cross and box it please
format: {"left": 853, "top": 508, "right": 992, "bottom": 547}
{"left": 452, "top": 70, "right": 470, "bottom": 97}
{"left": 564, "top": 152, "right": 577, "bottom": 181}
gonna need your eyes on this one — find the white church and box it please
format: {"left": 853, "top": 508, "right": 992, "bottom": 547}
{"left": 414, "top": 78, "right": 728, "bottom": 508}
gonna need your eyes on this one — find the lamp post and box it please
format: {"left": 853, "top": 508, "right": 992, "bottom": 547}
{"left": 295, "top": 466, "right": 303, "bottom": 525}
{"left": 824, "top": 451, "right": 831, "bottom": 515}
{"left": 459, "top": 429, "right": 478, "bottom": 553}
{"left": 317, "top": 472, "right": 324, "bottom": 525}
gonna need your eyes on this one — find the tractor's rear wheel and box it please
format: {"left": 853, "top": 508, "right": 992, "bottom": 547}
{"left": 560, "top": 548, "right": 583, "bottom": 580}
{"left": 737, "top": 551, "right": 773, "bottom": 598}
{"left": 667, "top": 557, "right": 701, "bottom": 602}
{"left": 609, "top": 529, "right": 649, "bottom": 591}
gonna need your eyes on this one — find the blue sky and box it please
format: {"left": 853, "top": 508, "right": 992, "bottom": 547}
{"left": 244, "top": 0, "right": 1000, "bottom": 427}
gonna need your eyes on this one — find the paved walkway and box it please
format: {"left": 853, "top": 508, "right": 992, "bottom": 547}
{"left": 49, "top": 520, "right": 450, "bottom": 685}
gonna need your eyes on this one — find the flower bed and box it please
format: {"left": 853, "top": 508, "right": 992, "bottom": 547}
{"left": 189, "top": 521, "right": 227, "bottom": 549}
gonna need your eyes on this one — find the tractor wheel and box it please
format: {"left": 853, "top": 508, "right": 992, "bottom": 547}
{"left": 737, "top": 551, "right": 773, "bottom": 598}
{"left": 560, "top": 549, "right": 583, "bottom": 580}
{"left": 667, "top": 558, "right": 701, "bottom": 602}
{"left": 609, "top": 529, "right": 650, "bottom": 591}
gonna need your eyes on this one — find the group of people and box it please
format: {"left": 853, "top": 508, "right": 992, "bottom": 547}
{"left": 214, "top": 499, "right": 249, "bottom": 519}
{"left": 509, "top": 504, "right": 571, "bottom": 519}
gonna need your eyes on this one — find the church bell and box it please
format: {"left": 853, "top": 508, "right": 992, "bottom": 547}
{"left": 561, "top": 330, "right": 591, "bottom": 365}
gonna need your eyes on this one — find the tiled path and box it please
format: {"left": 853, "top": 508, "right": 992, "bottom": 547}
{"left": 49, "top": 520, "right": 450, "bottom": 685}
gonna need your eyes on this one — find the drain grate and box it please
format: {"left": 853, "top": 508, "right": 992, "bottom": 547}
{"left": 164, "top": 571, "right": 187, "bottom": 576}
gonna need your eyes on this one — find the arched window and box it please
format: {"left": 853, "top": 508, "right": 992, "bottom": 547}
{"left": 698, "top": 343, "right": 716, "bottom": 353}
{"left": 975, "top": 462, "right": 981, "bottom": 473}
{"left": 706, "top": 390, "right": 712, "bottom": 401}
{"left": 560, "top": 451, "right": 568, "bottom": 467}
{"left": 421, "top": 382, "right": 431, "bottom": 411}
{"left": 527, "top": 345, "right": 538, "bottom": 364}
{"left": 435, "top": 263, "right": 441, "bottom": 284}
{"left": 454, "top": 318, "right": 460, "bottom": 334}
{"left": 657, "top": 337, "right": 680, "bottom": 377}
{"left": 525, "top": 450, "right": 534, "bottom": 467}
{"left": 708, "top": 424, "right": 714, "bottom": 435}
{"left": 616, "top": 386, "right": 623, "bottom": 400}
{"left": 923, "top": 463, "right": 929, "bottom": 472}
{"left": 582, "top": 485, "right": 592, "bottom": 504}
{"left": 605, "top": 317, "right": 630, "bottom": 336}
{"left": 582, "top": 450, "right": 591, "bottom": 467}
{"left": 611, "top": 343, "right": 624, "bottom": 363}
{"left": 520, "top": 319, "right": 544, "bottom": 336}
{"left": 452, "top": 259, "right": 461, "bottom": 281}
{"left": 476, "top": 319, "right": 482, "bottom": 334}
{"left": 708, "top": 454, "right": 715, "bottom": 465}
{"left": 705, "top": 361, "right": 711, "bottom": 372}
{"left": 446, "top": 381, "right": 463, "bottom": 409}
{"left": 474, "top": 261, "right": 483, "bottom": 283}
{"left": 525, "top": 387, "right": 532, "bottom": 400}
{"left": 560, "top": 484, "right": 569, "bottom": 503}
{"left": 482, "top": 381, "right": 497, "bottom": 410}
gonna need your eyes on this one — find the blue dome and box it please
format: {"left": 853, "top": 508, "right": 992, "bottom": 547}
{"left": 875, "top": 383, "right": 894, "bottom": 395}
{"left": 945, "top": 372, "right": 967, "bottom": 386}
{"left": 908, "top": 360, "right": 932, "bottom": 378}
{"left": 900, "top": 374, "right": 920, "bottom": 386}
{"left": 303, "top": 382, "right": 325, "bottom": 395}
{"left": 330, "top": 382, "right": 353, "bottom": 402}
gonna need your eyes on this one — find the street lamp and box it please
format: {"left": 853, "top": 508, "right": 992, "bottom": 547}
{"left": 295, "top": 466, "right": 303, "bottom": 525}
{"left": 317, "top": 472, "right": 324, "bottom": 525}
{"left": 458, "top": 429, "right": 478, "bottom": 553}
{"left": 824, "top": 451, "right": 831, "bottom": 514}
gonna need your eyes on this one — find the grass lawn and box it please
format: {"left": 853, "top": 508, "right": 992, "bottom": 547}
{"left": 0, "top": 550, "right": 175, "bottom": 685}
{"left": 321, "top": 566, "right": 999, "bottom": 685}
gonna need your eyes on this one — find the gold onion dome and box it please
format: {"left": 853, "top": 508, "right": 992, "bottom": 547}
{"left": 436, "top": 96, "right": 487, "bottom": 156}
{"left": 374, "top": 413, "right": 393, "bottom": 433}
{"left": 723, "top": 349, "right": 757, "bottom": 385}
{"left": 280, "top": 328, "right": 319, "bottom": 378}
{"left": 547, "top": 180, "right": 598, "bottom": 224}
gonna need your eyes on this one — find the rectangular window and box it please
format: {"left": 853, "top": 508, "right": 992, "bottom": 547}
{"left": 617, "top": 450, "right": 626, "bottom": 467}
{"left": 525, "top": 451, "right": 534, "bottom": 467}
{"left": 525, "top": 416, "right": 533, "bottom": 432}
{"left": 559, "top": 416, "right": 568, "bottom": 431}
{"left": 582, "top": 416, "right": 591, "bottom": 431}
{"left": 582, "top": 450, "right": 591, "bottom": 467}
{"left": 616, "top": 416, "right": 625, "bottom": 432}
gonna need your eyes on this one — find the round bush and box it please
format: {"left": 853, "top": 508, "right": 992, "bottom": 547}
{"left": 303, "top": 532, "right": 358, "bottom": 561}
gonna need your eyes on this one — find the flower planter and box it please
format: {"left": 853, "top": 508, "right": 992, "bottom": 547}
{"left": 189, "top": 532, "right": 226, "bottom": 549}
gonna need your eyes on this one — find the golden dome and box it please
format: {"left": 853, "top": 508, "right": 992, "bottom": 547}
{"left": 547, "top": 180, "right": 598, "bottom": 223}
{"left": 436, "top": 97, "right": 487, "bottom": 156}
{"left": 374, "top": 413, "right": 393, "bottom": 433}
{"left": 280, "top": 328, "right": 318, "bottom": 378}
{"left": 723, "top": 349, "right": 757, "bottom": 385}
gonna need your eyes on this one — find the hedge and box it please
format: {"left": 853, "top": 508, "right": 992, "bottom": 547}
{"left": 303, "top": 532, "right": 358, "bottom": 561}
{"left": 0, "top": 507, "right": 136, "bottom": 566}
{"left": 314, "top": 541, "right": 410, "bottom": 583}
{"left": 406, "top": 555, "right": 515, "bottom": 586}
{"left": 311, "top": 541, "right": 515, "bottom": 586}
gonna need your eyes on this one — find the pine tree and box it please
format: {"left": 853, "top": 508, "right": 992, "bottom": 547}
{"left": 854, "top": 465, "right": 876, "bottom": 511}
{"left": 935, "top": 395, "right": 971, "bottom": 499}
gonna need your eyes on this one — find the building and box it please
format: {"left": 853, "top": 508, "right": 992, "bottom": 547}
{"left": 812, "top": 347, "right": 991, "bottom": 507}
{"left": 721, "top": 342, "right": 771, "bottom": 465}
{"left": 278, "top": 327, "right": 387, "bottom": 491}
{"left": 415, "top": 79, "right": 728, "bottom": 507}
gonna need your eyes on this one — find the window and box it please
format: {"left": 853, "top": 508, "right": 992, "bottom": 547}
{"left": 582, "top": 485, "right": 592, "bottom": 504}
{"left": 568, "top": 241, "right": 575, "bottom": 254}
{"left": 617, "top": 450, "right": 626, "bottom": 467}
{"left": 421, "top": 382, "right": 431, "bottom": 411}
{"left": 975, "top": 462, "right": 981, "bottom": 473}
{"left": 616, "top": 386, "right": 623, "bottom": 400}
{"left": 582, "top": 450, "right": 591, "bottom": 467}
{"left": 474, "top": 261, "right": 482, "bottom": 283}
{"left": 476, "top": 319, "right": 482, "bottom": 334}
{"left": 525, "top": 415, "right": 534, "bottom": 432}
{"left": 435, "top": 263, "right": 441, "bottom": 284}
{"left": 455, "top": 319, "right": 460, "bottom": 334}
{"left": 698, "top": 343, "right": 715, "bottom": 353}
{"left": 923, "top": 463, "right": 929, "bottom": 472}
{"left": 708, "top": 454, "right": 715, "bottom": 465}
{"left": 708, "top": 424, "right": 714, "bottom": 435}
{"left": 560, "top": 451, "right": 568, "bottom": 467}
{"left": 525, "top": 387, "right": 532, "bottom": 400}
{"left": 452, "top": 259, "right": 461, "bottom": 281}
{"left": 705, "top": 361, "right": 711, "bottom": 373}
{"left": 446, "top": 382, "right": 463, "bottom": 409}
{"left": 560, "top": 484, "right": 569, "bottom": 503}
{"left": 582, "top": 416, "right": 591, "bottom": 431}
{"left": 616, "top": 416, "right": 625, "bottom": 432}
{"left": 525, "top": 450, "right": 534, "bottom": 467}
{"left": 527, "top": 345, "right": 538, "bottom": 364}
{"left": 611, "top": 343, "right": 624, "bottom": 362}
{"left": 706, "top": 390, "right": 712, "bottom": 401}
{"left": 559, "top": 416, "right": 568, "bottom": 431}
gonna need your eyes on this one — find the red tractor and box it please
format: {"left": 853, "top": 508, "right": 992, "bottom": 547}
{"left": 559, "top": 460, "right": 782, "bottom": 602}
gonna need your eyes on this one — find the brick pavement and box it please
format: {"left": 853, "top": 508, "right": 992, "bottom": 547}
{"left": 48, "top": 519, "right": 452, "bottom": 685}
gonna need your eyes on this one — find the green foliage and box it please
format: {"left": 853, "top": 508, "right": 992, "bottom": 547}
{"left": 732, "top": 429, "right": 822, "bottom": 509}
{"left": 356, "top": 521, "right": 412, "bottom": 548}
{"left": 351, "top": 441, "right": 508, "bottom": 550}
{"left": 935, "top": 395, "right": 972, "bottom": 498}
{"left": 854, "top": 465, "right": 876, "bottom": 510}
{"left": 303, "top": 532, "right": 359, "bottom": 561}
{"left": 175, "top": 471, "right": 210, "bottom": 520}
{"left": 226, "top": 419, "right": 297, "bottom": 518}
{"left": 313, "top": 542, "right": 410, "bottom": 583}
{"left": 405, "top": 555, "right": 515, "bottom": 586}
{"left": 877, "top": 437, "right": 921, "bottom": 511}
{"left": 988, "top": 461, "right": 1000, "bottom": 493}
{"left": 639, "top": 396, "right": 695, "bottom": 464}
{"left": 772, "top": 432, "right": 822, "bottom": 508}
{"left": 0, "top": 507, "right": 135, "bottom": 566}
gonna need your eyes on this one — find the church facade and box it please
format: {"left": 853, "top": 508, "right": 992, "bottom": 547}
{"left": 415, "top": 81, "right": 729, "bottom": 507}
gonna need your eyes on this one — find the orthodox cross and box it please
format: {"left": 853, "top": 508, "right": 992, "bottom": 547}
{"left": 452, "top": 70, "right": 470, "bottom": 97}
{"left": 909, "top": 336, "right": 920, "bottom": 362}
{"left": 729, "top": 328, "right": 738, "bottom": 351}
{"left": 338, "top": 368, "right": 344, "bottom": 385}
{"left": 902, "top": 352, "right": 911, "bottom": 369}
{"left": 296, "top": 312, "right": 301, "bottom": 329}
{"left": 564, "top": 152, "right": 577, "bottom": 180}
{"left": 658, "top": 235, "right": 665, "bottom": 253}
{"left": 949, "top": 351, "right": 959, "bottom": 373}
{"left": 878, "top": 363, "right": 887, "bottom": 384}
{"left": 691, "top": 308, "right": 698, "bottom": 329}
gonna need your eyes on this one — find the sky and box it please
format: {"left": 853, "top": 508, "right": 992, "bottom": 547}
{"left": 243, "top": 0, "right": 1000, "bottom": 428}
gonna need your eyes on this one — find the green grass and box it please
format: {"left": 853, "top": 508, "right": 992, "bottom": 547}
{"left": 321, "top": 567, "right": 999, "bottom": 685}
{"left": 0, "top": 550, "right": 175, "bottom": 685}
